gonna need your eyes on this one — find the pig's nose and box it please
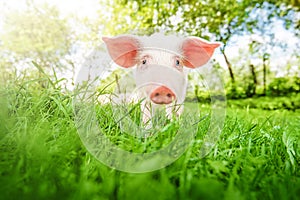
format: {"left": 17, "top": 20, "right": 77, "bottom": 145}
{"left": 150, "top": 86, "right": 176, "bottom": 104}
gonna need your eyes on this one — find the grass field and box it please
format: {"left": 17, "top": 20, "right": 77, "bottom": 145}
{"left": 0, "top": 79, "right": 299, "bottom": 200}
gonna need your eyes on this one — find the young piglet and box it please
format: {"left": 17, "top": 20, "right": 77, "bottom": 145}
{"left": 102, "top": 34, "right": 220, "bottom": 126}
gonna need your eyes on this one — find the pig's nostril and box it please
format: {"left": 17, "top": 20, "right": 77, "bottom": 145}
{"left": 155, "top": 93, "right": 160, "bottom": 97}
{"left": 167, "top": 93, "right": 172, "bottom": 98}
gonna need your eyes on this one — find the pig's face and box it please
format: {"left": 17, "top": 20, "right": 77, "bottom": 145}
{"left": 102, "top": 34, "right": 220, "bottom": 105}
{"left": 136, "top": 49, "right": 184, "bottom": 104}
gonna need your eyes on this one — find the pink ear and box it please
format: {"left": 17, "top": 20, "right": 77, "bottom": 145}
{"left": 182, "top": 37, "right": 220, "bottom": 68}
{"left": 102, "top": 36, "right": 140, "bottom": 68}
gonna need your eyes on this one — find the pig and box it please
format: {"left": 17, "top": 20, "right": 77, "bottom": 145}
{"left": 102, "top": 33, "right": 220, "bottom": 127}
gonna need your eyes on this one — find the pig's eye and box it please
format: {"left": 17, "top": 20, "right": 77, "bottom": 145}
{"left": 174, "top": 58, "right": 183, "bottom": 71}
{"left": 175, "top": 59, "right": 182, "bottom": 67}
{"left": 142, "top": 59, "right": 147, "bottom": 65}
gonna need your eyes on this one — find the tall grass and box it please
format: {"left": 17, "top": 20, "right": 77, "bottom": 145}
{"left": 0, "top": 70, "right": 299, "bottom": 200}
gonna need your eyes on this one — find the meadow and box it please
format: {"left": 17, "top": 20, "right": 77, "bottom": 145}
{"left": 0, "top": 76, "right": 299, "bottom": 200}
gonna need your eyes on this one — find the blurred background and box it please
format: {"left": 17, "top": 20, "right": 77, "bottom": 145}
{"left": 0, "top": 0, "right": 299, "bottom": 104}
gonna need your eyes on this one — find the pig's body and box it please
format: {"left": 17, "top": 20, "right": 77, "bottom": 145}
{"left": 103, "top": 33, "right": 220, "bottom": 126}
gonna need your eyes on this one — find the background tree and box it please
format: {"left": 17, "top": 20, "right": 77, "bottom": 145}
{"left": 266, "top": 0, "right": 300, "bottom": 35}
{"left": 0, "top": 3, "right": 71, "bottom": 69}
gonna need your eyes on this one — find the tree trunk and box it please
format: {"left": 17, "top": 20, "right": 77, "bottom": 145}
{"left": 263, "top": 54, "right": 268, "bottom": 96}
{"left": 220, "top": 48, "right": 235, "bottom": 84}
{"left": 249, "top": 64, "right": 257, "bottom": 96}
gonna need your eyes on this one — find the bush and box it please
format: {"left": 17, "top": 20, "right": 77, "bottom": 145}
{"left": 267, "top": 77, "right": 300, "bottom": 96}
{"left": 228, "top": 94, "right": 300, "bottom": 111}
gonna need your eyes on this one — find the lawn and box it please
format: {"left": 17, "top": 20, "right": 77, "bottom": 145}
{"left": 0, "top": 80, "right": 299, "bottom": 200}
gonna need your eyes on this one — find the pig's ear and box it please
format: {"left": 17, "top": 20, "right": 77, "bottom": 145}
{"left": 182, "top": 37, "right": 220, "bottom": 68}
{"left": 102, "top": 36, "right": 140, "bottom": 68}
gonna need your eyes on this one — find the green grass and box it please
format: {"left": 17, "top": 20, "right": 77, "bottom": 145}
{"left": 91, "top": 102, "right": 207, "bottom": 154}
{"left": 0, "top": 78, "right": 300, "bottom": 200}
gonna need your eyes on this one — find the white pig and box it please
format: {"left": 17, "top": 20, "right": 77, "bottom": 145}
{"left": 102, "top": 33, "right": 220, "bottom": 126}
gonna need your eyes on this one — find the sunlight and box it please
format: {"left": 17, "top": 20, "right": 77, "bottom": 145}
{"left": 0, "top": 0, "right": 100, "bottom": 18}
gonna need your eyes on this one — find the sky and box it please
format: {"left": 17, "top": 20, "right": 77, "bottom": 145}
{"left": 0, "top": 0, "right": 100, "bottom": 18}
{"left": 0, "top": 0, "right": 299, "bottom": 79}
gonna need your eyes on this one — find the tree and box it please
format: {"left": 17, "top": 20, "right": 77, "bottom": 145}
{"left": 247, "top": 64, "right": 258, "bottom": 97}
{"left": 264, "top": 0, "right": 300, "bottom": 35}
{"left": 0, "top": 3, "right": 71, "bottom": 69}
{"left": 245, "top": 2, "right": 299, "bottom": 96}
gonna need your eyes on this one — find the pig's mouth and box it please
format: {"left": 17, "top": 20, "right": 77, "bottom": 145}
{"left": 149, "top": 86, "right": 176, "bottom": 105}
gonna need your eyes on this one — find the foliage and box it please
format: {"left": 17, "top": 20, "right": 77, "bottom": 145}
{"left": 267, "top": 76, "right": 300, "bottom": 96}
{"left": 0, "top": 3, "right": 71, "bottom": 67}
{"left": 224, "top": 76, "right": 300, "bottom": 99}
{"left": 99, "top": 0, "right": 263, "bottom": 40}
{"left": 265, "top": 0, "right": 300, "bottom": 35}
{"left": 228, "top": 94, "right": 300, "bottom": 111}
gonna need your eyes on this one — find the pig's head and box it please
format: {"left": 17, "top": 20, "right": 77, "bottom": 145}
{"left": 102, "top": 35, "right": 220, "bottom": 105}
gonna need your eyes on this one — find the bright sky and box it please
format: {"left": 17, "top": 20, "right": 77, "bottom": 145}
{"left": 0, "top": 0, "right": 100, "bottom": 18}
{"left": 0, "top": 0, "right": 298, "bottom": 77}
{"left": 0, "top": 0, "right": 100, "bottom": 35}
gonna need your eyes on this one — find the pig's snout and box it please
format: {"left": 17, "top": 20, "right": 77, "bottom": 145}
{"left": 150, "top": 86, "right": 176, "bottom": 104}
